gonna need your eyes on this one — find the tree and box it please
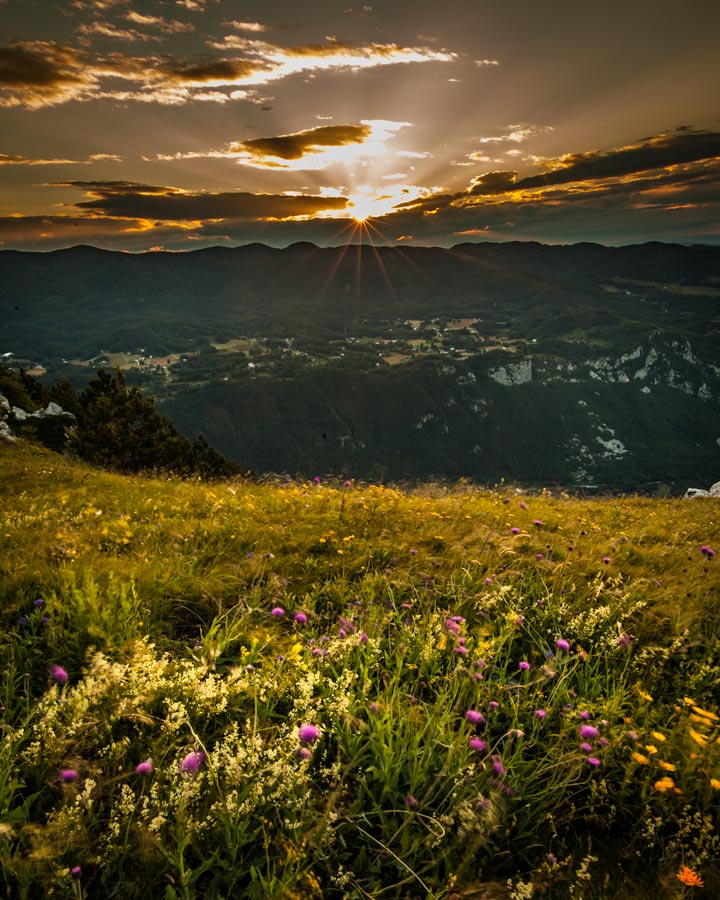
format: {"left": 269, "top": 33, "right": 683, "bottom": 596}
{"left": 73, "top": 368, "right": 239, "bottom": 478}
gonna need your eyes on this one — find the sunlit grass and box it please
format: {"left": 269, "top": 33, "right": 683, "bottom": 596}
{"left": 1, "top": 441, "right": 719, "bottom": 898}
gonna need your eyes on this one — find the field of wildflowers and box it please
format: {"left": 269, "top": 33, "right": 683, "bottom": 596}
{"left": 1, "top": 441, "right": 719, "bottom": 899}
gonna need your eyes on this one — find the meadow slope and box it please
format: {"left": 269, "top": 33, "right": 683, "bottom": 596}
{"left": 1, "top": 442, "right": 719, "bottom": 899}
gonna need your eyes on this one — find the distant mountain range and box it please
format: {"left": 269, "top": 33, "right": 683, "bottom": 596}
{"left": 2, "top": 240, "right": 719, "bottom": 490}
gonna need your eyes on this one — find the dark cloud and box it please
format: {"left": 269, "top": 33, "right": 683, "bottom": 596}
{"left": 160, "top": 58, "right": 263, "bottom": 84}
{"left": 60, "top": 180, "right": 349, "bottom": 220}
{"left": 0, "top": 42, "right": 89, "bottom": 106}
{"left": 517, "top": 130, "right": 720, "bottom": 190}
{"left": 233, "top": 124, "right": 373, "bottom": 161}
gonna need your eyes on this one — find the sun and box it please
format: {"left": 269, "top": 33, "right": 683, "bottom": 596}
{"left": 348, "top": 192, "right": 378, "bottom": 223}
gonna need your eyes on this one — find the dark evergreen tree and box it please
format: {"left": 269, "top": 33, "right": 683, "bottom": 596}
{"left": 73, "top": 368, "right": 239, "bottom": 478}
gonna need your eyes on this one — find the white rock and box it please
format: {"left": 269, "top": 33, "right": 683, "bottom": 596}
{"left": 710, "top": 481, "right": 720, "bottom": 496}
{"left": 12, "top": 406, "right": 27, "bottom": 420}
{"left": 684, "top": 488, "right": 711, "bottom": 498}
{"left": 0, "top": 420, "right": 16, "bottom": 442}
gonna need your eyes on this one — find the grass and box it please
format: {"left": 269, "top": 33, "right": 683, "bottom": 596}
{"left": 1, "top": 440, "right": 719, "bottom": 899}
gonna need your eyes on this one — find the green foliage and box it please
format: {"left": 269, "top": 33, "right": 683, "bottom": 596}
{"left": 1, "top": 442, "right": 719, "bottom": 898}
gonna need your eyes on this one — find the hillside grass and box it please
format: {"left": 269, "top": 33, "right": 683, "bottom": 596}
{"left": 1, "top": 441, "right": 719, "bottom": 899}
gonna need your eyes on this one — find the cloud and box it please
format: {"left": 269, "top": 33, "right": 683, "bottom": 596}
{"left": 125, "top": 12, "right": 195, "bottom": 34}
{"left": 0, "top": 42, "right": 91, "bottom": 108}
{"left": 77, "top": 22, "right": 161, "bottom": 43}
{"left": 57, "top": 180, "right": 350, "bottom": 221}
{"left": 234, "top": 123, "right": 373, "bottom": 161}
{"left": 474, "top": 124, "right": 553, "bottom": 146}
{"left": 224, "top": 20, "right": 268, "bottom": 33}
{"left": 0, "top": 153, "right": 77, "bottom": 166}
{"left": 157, "top": 119, "right": 412, "bottom": 171}
{"left": 0, "top": 35, "right": 455, "bottom": 108}
{"left": 474, "top": 58, "right": 500, "bottom": 66}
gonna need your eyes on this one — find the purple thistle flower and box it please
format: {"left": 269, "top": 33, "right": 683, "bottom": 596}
{"left": 179, "top": 751, "right": 205, "bottom": 774}
{"left": 484, "top": 577, "right": 493, "bottom": 584}
{"left": 491, "top": 755, "right": 505, "bottom": 775}
{"left": 360, "top": 632, "right": 369, "bottom": 644}
{"left": 489, "top": 700, "right": 499, "bottom": 710}
{"left": 603, "top": 556, "right": 611, "bottom": 564}
{"left": 135, "top": 759, "right": 153, "bottom": 776}
{"left": 465, "top": 710, "right": 485, "bottom": 724}
{"left": 34, "top": 598, "right": 45, "bottom": 608}
{"left": 617, "top": 633, "right": 633, "bottom": 648}
{"left": 580, "top": 742, "right": 593, "bottom": 753}
{"left": 587, "top": 757, "right": 601, "bottom": 767}
{"left": 71, "top": 866, "right": 82, "bottom": 878}
{"left": 270, "top": 606, "right": 285, "bottom": 617}
{"left": 555, "top": 638, "right": 570, "bottom": 652}
{"left": 454, "top": 645, "right": 468, "bottom": 655}
{"left": 294, "top": 612, "right": 307, "bottom": 625}
{"left": 368, "top": 702, "right": 380, "bottom": 715}
{"left": 533, "top": 519, "right": 543, "bottom": 527}
{"left": 409, "top": 548, "right": 417, "bottom": 555}
{"left": 511, "top": 527, "right": 520, "bottom": 534}
{"left": 519, "top": 501, "right": 528, "bottom": 510}
{"left": 535, "top": 553, "right": 544, "bottom": 560}
{"left": 344, "top": 480, "right": 352, "bottom": 487}
{"left": 338, "top": 628, "right": 347, "bottom": 640}
{"left": 405, "top": 794, "right": 419, "bottom": 810}
{"left": 469, "top": 737, "right": 487, "bottom": 752}
{"left": 50, "top": 664, "right": 68, "bottom": 685}
{"left": 535, "top": 709, "right": 546, "bottom": 719}
{"left": 313, "top": 476, "right": 321, "bottom": 484}
{"left": 298, "top": 723, "right": 320, "bottom": 744}
{"left": 60, "top": 769, "right": 78, "bottom": 782}
{"left": 579, "top": 724, "right": 600, "bottom": 740}
{"left": 519, "top": 660, "right": 530, "bottom": 671}
{"left": 598, "top": 737, "right": 609, "bottom": 748}
{"left": 579, "top": 711, "right": 590, "bottom": 719}
{"left": 297, "top": 747, "right": 311, "bottom": 760}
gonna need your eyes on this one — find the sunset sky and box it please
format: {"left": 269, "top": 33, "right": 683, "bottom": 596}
{"left": 1, "top": 0, "right": 719, "bottom": 251}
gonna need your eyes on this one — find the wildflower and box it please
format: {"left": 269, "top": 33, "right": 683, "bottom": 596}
{"left": 338, "top": 628, "right": 347, "bottom": 640}
{"left": 491, "top": 755, "right": 505, "bottom": 775}
{"left": 360, "top": 632, "right": 369, "bottom": 644}
{"left": 409, "top": 548, "right": 417, "bottom": 555}
{"left": 405, "top": 795, "right": 419, "bottom": 810}
{"left": 519, "top": 501, "right": 528, "bottom": 509}
{"left": 579, "top": 724, "right": 600, "bottom": 740}
{"left": 658, "top": 760, "right": 677, "bottom": 771}
{"left": 632, "top": 752, "right": 650, "bottom": 765}
{"left": 50, "top": 665, "right": 68, "bottom": 685}
{"left": 484, "top": 577, "right": 493, "bottom": 585}
{"left": 603, "top": 556, "right": 611, "bottom": 564}
{"left": 677, "top": 865, "right": 703, "bottom": 887}
{"left": 535, "top": 553, "right": 544, "bottom": 560}
{"left": 587, "top": 757, "right": 601, "bottom": 767}
{"left": 598, "top": 737, "right": 609, "bottom": 748}
{"left": 270, "top": 607, "right": 285, "bottom": 617}
{"left": 580, "top": 742, "right": 593, "bottom": 753}
{"left": 489, "top": 701, "right": 499, "bottom": 710}
{"left": 555, "top": 638, "right": 570, "bottom": 652}
{"left": 60, "top": 770, "right": 78, "bottom": 782}
{"left": 535, "top": 709, "right": 546, "bottom": 719}
{"left": 710, "top": 778, "right": 720, "bottom": 790}
{"left": 294, "top": 612, "right": 307, "bottom": 625}
{"left": 510, "top": 527, "right": 520, "bottom": 534}
{"left": 617, "top": 633, "right": 633, "bottom": 648}
{"left": 368, "top": 702, "right": 380, "bottom": 715}
{"left": 34, "top": 598, "right": 45, "bottom": 608}
{"left": 465, "top": 710, "right": 485, "bottom": 725}
{"left": 689, "top": 729, "right": 708, "bottom": 747}
{"left": 298, "top": 724, "right": 320, "bottom": 744}
{"left": 454, "top": 645, "right": 468, "bottom": 655}
{"left": 519, "top": 661, "right": 530, "bottom": 671}
{"left": 700, "top": 545, "right": 715, "bottom": 558}
{"left": 135, "top": 760, "right": 153, "bottom": 776}
{"left": 645, "top": 744, "right": 657, "bottom": 754}
{"left": 654, "top": 776, "right": 676, "bottom": 792}
{"left": 179, "top": 751, "right": 205, "bottom": 774}
{"left": 469, "top": 738, "right": 487, "bottom": 752}
{"left": 313, "top": 476, "right": 321, "bottom": 484}
{"left": 71, "top": 866, "right": 81, "bottom": 878}
{"left": 692, "top": 706, "right": 719, "bottom": 722}
{"left": 533, "top": 519, "right": 543, "bottom": 526}
{"left": 579, "top": 711, "right": 590, "bottom": 719}
{"left": 650, "top": 731, "right": 667, "bottom": 742}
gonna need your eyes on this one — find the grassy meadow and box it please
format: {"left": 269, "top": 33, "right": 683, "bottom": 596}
{"left": 1, "top": 440, "right": 719, "bottom": 899}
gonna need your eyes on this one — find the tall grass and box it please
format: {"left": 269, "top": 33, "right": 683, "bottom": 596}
{"left": 1, "top": 442, "right": 718, "bottom": 898}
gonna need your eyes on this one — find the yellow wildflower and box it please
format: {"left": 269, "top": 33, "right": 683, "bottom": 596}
{"left": 645, "top": 745, "right": 658, "bottom": 754}
{"left": 650, "top": 731, "right": 666, "bottom": 743}
{"left": 632, "top": 752, "right": 650, "bottom": 765}
{"left": 658, "top": 760, "right": 677, "bottom": 771}
{"left": 691, "top": 706, "right": 718, "bottom": 721}
{"left": 654, "top": 777, "right": 676, "bottom": 792}
{"left": 710, "top": 778, "right": 720, "bottom": 790}
{"left": 689, "top": 729, "right": 708, "bottom": 747}
{"left": 638, "top": 689, "right": 654, "bottom": 702}
{"left": 683, "top": 697, "right": 698, "bottom": 706}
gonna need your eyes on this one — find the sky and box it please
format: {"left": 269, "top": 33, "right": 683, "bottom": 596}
{"left": 1, "top": 0, "right": 719, "bottom": 252}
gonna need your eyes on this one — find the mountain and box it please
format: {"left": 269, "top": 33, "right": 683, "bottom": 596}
{"left": 1, "top": 241, "right": 719, "bottom": 489}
